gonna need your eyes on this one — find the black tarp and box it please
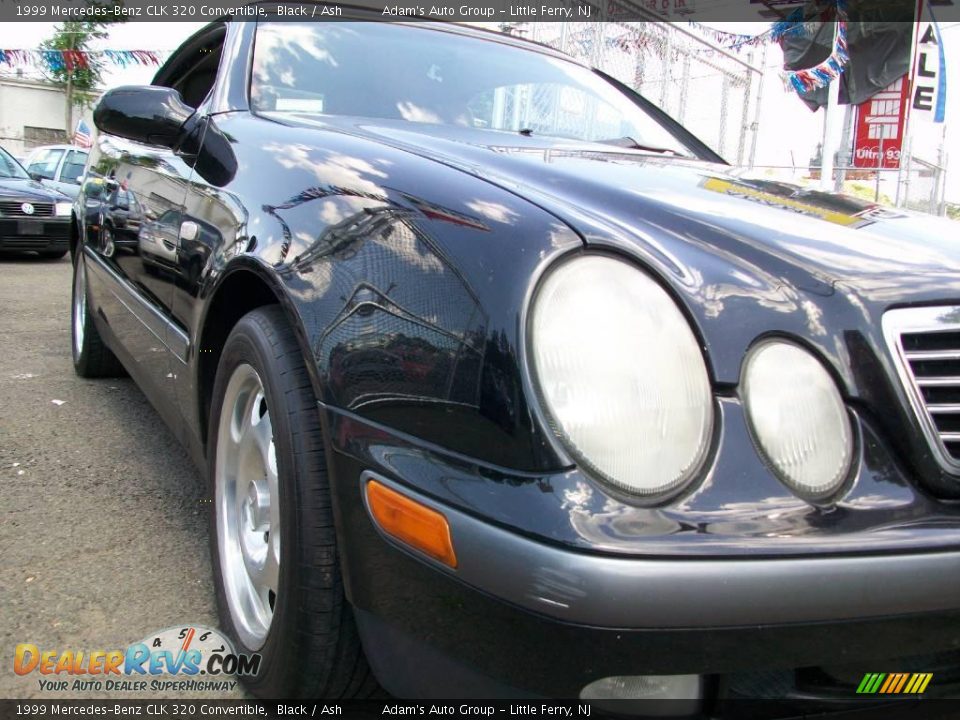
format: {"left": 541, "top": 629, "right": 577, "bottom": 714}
{"left": 779, "top": 0, "right": 916, "bottom": 109}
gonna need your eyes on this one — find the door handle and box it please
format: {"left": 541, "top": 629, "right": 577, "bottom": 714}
{"left": 179, "top": 221, "right": 198, "bottom": 242}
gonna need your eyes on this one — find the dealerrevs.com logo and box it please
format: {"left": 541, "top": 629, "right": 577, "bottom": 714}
{"left": 14, "top": 626, "right": 261, "bottom": 693}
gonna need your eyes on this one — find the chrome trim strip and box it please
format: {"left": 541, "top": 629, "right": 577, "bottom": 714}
{"left": 904, "top": 349, "right": 960, "bottom": 361}
{"left": 916, "top": 376, "right": 960, "bottom": 387}
{"left": 882, "top": 305, "right": 960, "bottom": 476}
{"left": 927, "top": 404, "right": 960, "bottom": 414}
{"left": 361, "top": 470, "right": 960, "bottom": 628}
{"left": 83, "top": 246, "right": 189, "bottom": 363}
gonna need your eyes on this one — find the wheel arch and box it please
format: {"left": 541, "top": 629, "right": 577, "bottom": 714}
{"left": 195, "top": 259, "right": 322, "bottom": 453}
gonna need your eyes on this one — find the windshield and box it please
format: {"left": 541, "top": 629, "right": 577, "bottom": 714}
{"left": 0, "top": 147, "right": 30, "bottom": 180}
{"left": 251, "top": 22, "right": 694, "bottom": 156}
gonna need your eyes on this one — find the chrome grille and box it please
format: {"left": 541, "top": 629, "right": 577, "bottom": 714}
{"left": 0, "top": 201, "right": 55, "bottom": 217}
{"left": 883, "top": 306, "right": 960, "bottom": 473}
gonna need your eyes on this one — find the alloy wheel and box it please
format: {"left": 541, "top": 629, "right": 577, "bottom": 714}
{"left": 215, "top": 363, "right": 280, "bottom": 650}
{"left": 72, "top": 256, "right": 86, "bottom": 359}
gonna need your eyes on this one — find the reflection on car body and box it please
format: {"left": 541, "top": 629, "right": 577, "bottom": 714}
{"left": 69, "top": 8, "right": 960, "bottom": 710}
{"left": 138, "top": 209, "right": 217, "bottom": 295}
{"left": 82, "top": 178, "right": 149, "bottom": 258}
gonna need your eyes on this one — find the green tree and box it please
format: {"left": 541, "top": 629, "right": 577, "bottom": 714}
{"left": 40, "top": 16, "right": 121, "bottom": 139}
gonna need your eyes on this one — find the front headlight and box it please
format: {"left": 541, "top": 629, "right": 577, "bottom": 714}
{"left": 742, "top": 341, "right": 853, "bottom": 500}
{"left": 55, "top": 202, "right": 72, "bottom": 217}
{"left": 529, "top": 255, "right": 713, "bottom": 497}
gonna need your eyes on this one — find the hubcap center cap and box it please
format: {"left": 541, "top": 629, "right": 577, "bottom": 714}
{"left": 243, "top": 479, "right": 270, "bottom": 532}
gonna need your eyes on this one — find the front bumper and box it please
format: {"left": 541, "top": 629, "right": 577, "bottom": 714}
{"left": 0, "top": 216, "right": 70, "bottom": 251}
{"left": 362, "top": 473, "right": 960, "bottom": 630}
{"left": 350, "top": 472, "right": 960, "bottom": 699}
{"left": 322, "top": 403, "right": 960, "bottom": 701}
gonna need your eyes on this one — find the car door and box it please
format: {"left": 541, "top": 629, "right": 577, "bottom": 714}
{"left": 143, "top": 23, "right": 231, "bottom": 420}
{"left": 79, "top": 132, "right": 193, "bottom": 434}
{"left": 82, "top": 22, "right": 229, "bottom": 438}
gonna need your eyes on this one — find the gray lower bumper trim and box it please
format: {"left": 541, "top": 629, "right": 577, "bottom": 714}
{"left": 362, "top": 471, "right": 960, "bottom": 629}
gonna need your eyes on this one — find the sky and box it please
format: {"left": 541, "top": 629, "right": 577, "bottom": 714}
{"left": 0, "top": 19, "right": 957, "bottom": 201}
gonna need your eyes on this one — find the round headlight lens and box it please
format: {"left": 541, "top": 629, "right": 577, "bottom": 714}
{"left": 529, "top": 255, "right": 713, "bottom": 497}
{"left": 743, "top": 341, "right": 853, "bottom": 499}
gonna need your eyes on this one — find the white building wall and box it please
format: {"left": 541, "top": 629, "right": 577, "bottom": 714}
{"left": 0, "top": 78, "right": 96, "bottom": 159}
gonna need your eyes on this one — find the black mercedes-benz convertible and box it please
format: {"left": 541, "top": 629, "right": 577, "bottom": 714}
{"left": 71, "top": 7, "right": 960, "bottom": 709}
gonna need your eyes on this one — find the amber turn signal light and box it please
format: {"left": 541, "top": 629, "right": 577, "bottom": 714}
{"left": 366, "top": 480, "right": 457, "bottom": 568}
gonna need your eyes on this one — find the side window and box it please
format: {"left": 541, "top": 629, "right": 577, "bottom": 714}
{"left": 27, "top": 149, "right": 64, "bottom": 180}
{"left": 60, "top": 151, "right": 88, "bottom": 184}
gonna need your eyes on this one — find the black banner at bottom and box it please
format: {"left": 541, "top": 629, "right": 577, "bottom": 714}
{"left": 2, "top": 699, "right": 960, "bottom": 720}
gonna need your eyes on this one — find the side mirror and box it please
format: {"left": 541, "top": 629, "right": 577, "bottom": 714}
{"left": 93, "top": 85, "right": 195, "bottom": 148}
{"left": 29, "top": 171, "right": 44, "bottom": 182}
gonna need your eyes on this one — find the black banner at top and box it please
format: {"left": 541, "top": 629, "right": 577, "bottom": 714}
{"left": 2, "top": 0, "right": 956, "bottom": 24}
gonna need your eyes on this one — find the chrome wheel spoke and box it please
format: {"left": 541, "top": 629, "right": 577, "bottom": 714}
{"left": 249, "top": 406, "right": 273, "bottom": 462}
{"left": 249, "top": 531, "right": 280, "bottom": 595}
{"left": 264, "top": 526, "right": 280, "bottom": 592}
{"left": 267, "top": 458, "right": 281, "bottom": 571}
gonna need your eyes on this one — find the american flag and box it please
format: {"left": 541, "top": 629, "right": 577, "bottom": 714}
{"left": 73, "top": 118, "right": 93, "bottom": 149}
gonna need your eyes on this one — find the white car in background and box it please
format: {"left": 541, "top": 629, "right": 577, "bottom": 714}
{"left": 23, "top": 144, "right": 89, "bottom": 200}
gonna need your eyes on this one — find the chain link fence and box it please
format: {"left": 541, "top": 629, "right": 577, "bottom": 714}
{"left": 899, "top": 155, "right": 948, "bottom": 216}
{"left": 507, "top": 21, "right": 764, "bottom": 165}
{"left": 745, "top": 155, "right": 947, "bottom": 216}
{"left": 503, "top": 22, "right": 953, "bottom": 220}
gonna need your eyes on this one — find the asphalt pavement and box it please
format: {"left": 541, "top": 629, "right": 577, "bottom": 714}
{"left": 0, "top": 253, "right": 245, "bottom": 699}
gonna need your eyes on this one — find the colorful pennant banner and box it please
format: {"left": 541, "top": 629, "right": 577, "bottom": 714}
{"left": 687, "top": 9, "right": 819, "bottom": 53}
{"left": 778, "top": 0, "right": 849, "bottom": 95}
{"left": 688, "top": 0, "right": 851, "bottom": 94}
{"left": 0, "top": 48, "right": 164, "bottom": 72}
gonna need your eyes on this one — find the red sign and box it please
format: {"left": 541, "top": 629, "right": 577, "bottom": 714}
{"left": 853, "top": 75, "right": 910, "bottom": 169}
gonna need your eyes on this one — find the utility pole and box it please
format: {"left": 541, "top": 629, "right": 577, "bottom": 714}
{"left": 835, "top": 104, "right": 854, "bottom": 193}
{"left": 820, "top": 76, "right": 842, "bottom": 191}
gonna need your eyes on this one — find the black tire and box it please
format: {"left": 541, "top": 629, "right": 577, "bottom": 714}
{"left": 40, "top": 250, "right": 68, "bottom": 260}
{"left": 71, "top": 252, "right": 124, "bottom": 378}
{"left": 207, "top": 305, "right": 379, "bottom": 698}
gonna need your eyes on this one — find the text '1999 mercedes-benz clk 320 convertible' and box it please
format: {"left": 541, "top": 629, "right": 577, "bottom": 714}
{"left": 71, "top": 6, "right": 960, "bottom": 711}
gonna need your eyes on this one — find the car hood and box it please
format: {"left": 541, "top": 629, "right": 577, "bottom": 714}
{"left": 0, "top": 177, "right": 69, "bottom": 201}
{"left": 278, "top": 115, "right": 960, "bottom": 308}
